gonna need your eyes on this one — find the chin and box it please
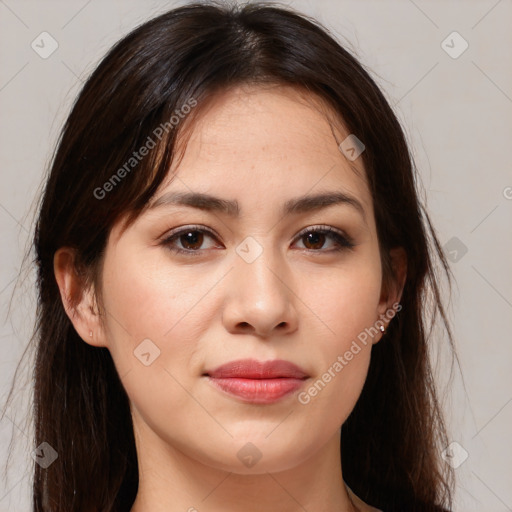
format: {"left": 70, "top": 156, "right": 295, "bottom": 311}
{"left": 191, "top": 437, "right": 318, "bottom": 476}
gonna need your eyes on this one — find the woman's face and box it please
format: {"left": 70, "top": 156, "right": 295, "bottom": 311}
{"left": 75, "top": 84, "right": 399, "bottom": 474}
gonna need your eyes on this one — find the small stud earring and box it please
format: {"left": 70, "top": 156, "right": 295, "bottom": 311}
{"left": 89, "top": 331, "right": 93, "bottom": 337}
{"left": 379, "top": 325, "right": 386, "bottom": 334}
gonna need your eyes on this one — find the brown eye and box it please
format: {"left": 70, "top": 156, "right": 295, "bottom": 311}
{"left": 294, "top": 226, "right": 355, "bottom": 253}
{"left": 302, "top": 231, "right": 327, "bottom": 250}
{"left": 178, "top": 230, "right": 204, "bottom": 250}
{"left": 161, "top": 225, "right": 220, "bottom": 256}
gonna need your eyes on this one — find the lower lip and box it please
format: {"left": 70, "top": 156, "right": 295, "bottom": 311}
{"left": 206, "top": 377, "right": 305, "bottom": 404}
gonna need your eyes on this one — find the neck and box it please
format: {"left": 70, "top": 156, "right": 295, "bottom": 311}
{"left": 129, "top": 418, "right": 358, "bottom": 512}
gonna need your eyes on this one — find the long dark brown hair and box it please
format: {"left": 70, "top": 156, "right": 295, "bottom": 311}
{"left": 2, "top": 1, "right": 457, "bottom": 510}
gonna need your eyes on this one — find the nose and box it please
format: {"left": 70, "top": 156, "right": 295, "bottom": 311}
{"left": 222, "top": 243, "right": 299, "bottom": 338}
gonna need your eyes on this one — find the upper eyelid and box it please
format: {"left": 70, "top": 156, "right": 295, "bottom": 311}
{"left": 163, "top": 224, "right": 217, "bottom": 239}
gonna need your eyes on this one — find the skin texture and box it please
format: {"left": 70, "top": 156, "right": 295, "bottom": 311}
{"left": 54, "top": 84, "right": 406, "bottom": 512}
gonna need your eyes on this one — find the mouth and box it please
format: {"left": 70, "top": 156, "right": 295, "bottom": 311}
{"left": 203, "top": 359, "right": 309, "bottom": 404}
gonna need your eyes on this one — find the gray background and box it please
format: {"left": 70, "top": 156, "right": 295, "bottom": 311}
{"left": 1, "top": 0, "right": 511, "bottom": 510}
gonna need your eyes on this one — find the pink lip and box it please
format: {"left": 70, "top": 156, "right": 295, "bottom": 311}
{"left": 204, "top": 359, "right": 308, "bottom": 404}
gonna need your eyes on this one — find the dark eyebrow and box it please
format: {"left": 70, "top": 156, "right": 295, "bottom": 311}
{"left": 148, "top": 190, "right": 366, "bottom": 222}
{"left": 149, "top": 191, "right": 240, "bottom": 216}
{"left": 283, "top": 191, "right": 366, "bottom": 222}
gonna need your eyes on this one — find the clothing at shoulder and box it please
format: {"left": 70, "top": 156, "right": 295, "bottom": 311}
{"left": 345, "top": 484, "right": 451, "bottom": 512}
{"left": 381, "top": 506, "right": 451, "bottom": 512}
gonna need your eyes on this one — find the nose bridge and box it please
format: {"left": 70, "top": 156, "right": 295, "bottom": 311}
{"left": 235, "top": 236, "right": 286, "bottom": 303}
{"left": 225, "top": 235, "right": 297, "bottom": 335}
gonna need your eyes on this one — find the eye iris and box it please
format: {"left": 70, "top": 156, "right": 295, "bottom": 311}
{"left": 303, "top": 231, "right": 325, "bottom": 250}
{"left": 181, "top": 231, "right": 203, "bottom": 250}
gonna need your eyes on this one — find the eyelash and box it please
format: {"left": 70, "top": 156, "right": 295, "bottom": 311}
{"left": 160, "top": 224, "right": 356, "bottom": 257}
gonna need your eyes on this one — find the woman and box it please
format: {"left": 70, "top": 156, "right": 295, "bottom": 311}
{"left": 6, "top": 1, "right": 456, "bottom": 511}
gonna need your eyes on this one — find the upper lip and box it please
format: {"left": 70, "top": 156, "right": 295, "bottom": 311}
{"left": 205, "top": 359, "right": 309, "bottom": 379}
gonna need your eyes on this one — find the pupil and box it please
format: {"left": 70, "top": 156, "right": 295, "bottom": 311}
{"left": 305, "top": 232, "right": 324, "bottom": 249}
{"left": 182, "top": 231, "right": 202, "bottom": 249}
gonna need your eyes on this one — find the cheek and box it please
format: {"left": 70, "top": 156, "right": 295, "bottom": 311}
{"left": 308, "top": 256, "right": 382, "bottom": 344}
{"left": 98, "top": 244, "right": 210, "bottom": 370}
{"left": 296, "top": 259, "right": 381, "bottom": 414}
{"left": 98, "top": 247, "right": 217, "bottom": 433}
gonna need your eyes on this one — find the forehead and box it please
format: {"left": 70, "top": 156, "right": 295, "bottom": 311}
{"left": 160, "top": 84, "right": 372, "bottom": 215}
{"left": 182, "top": 84, "right": 345, "bottom": 156}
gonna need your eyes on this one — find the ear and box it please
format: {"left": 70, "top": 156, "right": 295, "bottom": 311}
{"left": 53, "top": 247, "right": 107, "bottom": 348}
{"left": 375, "top": 246, "right": 407, "bottom": 342}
